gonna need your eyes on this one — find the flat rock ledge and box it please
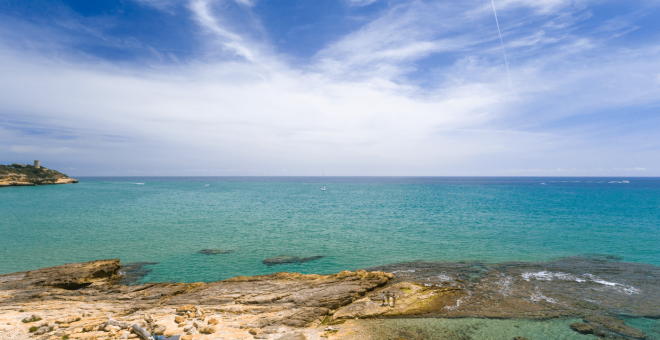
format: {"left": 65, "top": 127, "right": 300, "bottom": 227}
{"left": 0, "top": 177, "right": 78, "bottom": 187}
{"left": 0, "top": 259, "right": 651, "bottom": 340}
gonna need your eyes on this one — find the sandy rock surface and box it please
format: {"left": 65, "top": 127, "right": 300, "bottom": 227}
{"left": 0, "top": 260, "right": 392, "bottom": 339}
{"left": 0, "top": 176, "right": 78, "bottom": 187}
{"left": 0, "top": 259, "right": 653, "bottom": 340}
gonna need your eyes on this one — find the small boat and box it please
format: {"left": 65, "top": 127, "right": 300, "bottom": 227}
{"left": 622, "top": 180, "right": 630, "bottom": 183}
{"left": 321, "top": 171, "right": 326, "bottom": 191}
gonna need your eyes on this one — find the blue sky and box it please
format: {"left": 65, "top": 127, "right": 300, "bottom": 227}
{"left": 1, "top": 0, "right": 659, "bottom": 176}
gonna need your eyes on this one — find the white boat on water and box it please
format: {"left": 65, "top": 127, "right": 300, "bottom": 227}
{"left": 321, "top": 171, "right": 326, "bottom": 191}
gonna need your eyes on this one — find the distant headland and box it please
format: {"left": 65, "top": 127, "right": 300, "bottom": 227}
{"left": 0, "top": 160, "right": 78, "bottom": 187}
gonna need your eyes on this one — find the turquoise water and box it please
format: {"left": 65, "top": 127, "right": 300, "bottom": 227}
{"left": 623, "top": 317, "right": 660, "bottom": 339}
{"left": 1, "top": 177, "right": 659, "bottom": 283}
{"left": 357, "top": 318, "right": 599, "bottom": 340}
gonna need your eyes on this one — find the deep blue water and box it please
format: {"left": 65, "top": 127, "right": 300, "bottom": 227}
{"left": 1, "top": 177, "right": 659, "bottom": 283}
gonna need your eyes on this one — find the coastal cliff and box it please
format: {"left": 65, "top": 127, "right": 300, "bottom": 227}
{"left": 0, "top": 259, "right": 656, "bottom": 340}
{"left": 0, "top": 164, "right": 78, "bottom": 187}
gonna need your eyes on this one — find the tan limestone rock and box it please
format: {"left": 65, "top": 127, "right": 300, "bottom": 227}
{"left": 153, "top": 325, "right": 166, "bottom": 335}
{"left": 176, "top": 305, "right": 195, "bottom": 314}
{"left": 199, "top": 325, "right": 216, "bottom": 334}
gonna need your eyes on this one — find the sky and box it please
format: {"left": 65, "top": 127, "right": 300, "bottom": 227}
{"left": 0, "top": 0, "right": 659, "bottom": 176}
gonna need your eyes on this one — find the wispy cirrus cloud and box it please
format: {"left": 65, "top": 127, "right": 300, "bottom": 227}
{"left": 346, "top": 0, "right": 379, "bottom": 6}
{"left": 497, "top": 0, "right": 587, "bottom": 13}
{"left": 234, "top": 0, "right": 256, "bottom": 7}
{"left": 189, "top": 0, "right": 258, "bottom": 61}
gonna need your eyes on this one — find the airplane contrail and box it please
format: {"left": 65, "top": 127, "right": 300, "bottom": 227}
{"left": 490, "top": 0, "right": 516, "bottom": 96}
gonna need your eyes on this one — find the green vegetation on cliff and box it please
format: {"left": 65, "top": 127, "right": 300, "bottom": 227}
{"left": 0, "top": 164, "right": 71, "bottom": 179}
{"left": 0, "top": 164, "right": 78, "bottom": 186}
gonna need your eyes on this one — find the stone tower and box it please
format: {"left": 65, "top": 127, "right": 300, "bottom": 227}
{"left": 34, "top": 160, "right": 40, "bottom": 169}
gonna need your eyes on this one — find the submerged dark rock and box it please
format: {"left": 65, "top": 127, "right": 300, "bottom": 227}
{"left": 571, "top": 322, "right": 595, "bottom": 334}
{"left": 582, "top": 315, "right": 647, "bottom": 339}
{"left": 356, "top": 319, "right": 479, "bottom": 340}
{"left": 198, "top": 249, "right": 234, "bottom": 255}
{"left": 262, "top": 256, "right": 324, "bottom": 266}
{"left": 116, "top": 262, "right": 158, "bottom": 286}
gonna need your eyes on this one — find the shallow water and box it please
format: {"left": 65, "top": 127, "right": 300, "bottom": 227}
{"left": 367, "top": 256, "right": 660, "bottom": 319}
{"left": 355, "top": 318, "right": 599, "bottom": 340}
{"left": 1, "top": 177, "right": 659, "bottom": 284}
{"left": 623, "top": 318, "right": 660, "bottom": 340}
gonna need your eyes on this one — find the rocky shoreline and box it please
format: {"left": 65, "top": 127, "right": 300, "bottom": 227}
{"left": 0, "top": 177, "right": 79, "bottom": 187}
{"left": 0, "top": 259, "right": 656, "bottom": 340}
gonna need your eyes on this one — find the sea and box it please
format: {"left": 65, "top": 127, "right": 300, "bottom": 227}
{"left": 1, "top": 177, "right": 659, "bottom": 338}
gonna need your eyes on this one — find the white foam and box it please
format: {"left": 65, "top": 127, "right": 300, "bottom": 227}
{"left": 496, "top": 276, "right": 514, "bottom": 296}
{"left": 443, "top": 297, "right": 465, "bottom": 310}
{"left": 530, "top": 287, "right": 559, "bottom": 304}
{"left": 622, "top": 286, "right": 641, "bottom": 294}
{"left": 584, "top": 274, "right": 616, "bottom": 286}
{"left": 392, "top": 269, "right": 415, "bottom": 274}
{"left": 437, "top": 273, "right": 455, "bottom": 282}
{"left": 134, "top": 183, "right": 144, "bottom": 185}
{"left": 523, "top": 271, "right": 587, "bottom": 283}
{"left": 522, "top": 270, "right": 567, "bottom": 281}
{"left": 522, "top": 271, "right": 639, "bottom": 295}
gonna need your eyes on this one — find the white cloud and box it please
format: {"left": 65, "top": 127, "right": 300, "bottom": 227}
{"left": 234, "top": 0, "right": 256, "bottom": 7}
{"left": 1, "top": 0, "right": 660, "bottom": 175}
{"left": 346, "top": 0, "right": 379, "bottom": 6}
{"left": 188, "top": 0, "right": 259, "bottom": 62}
{"left": 9, "top": 145, "right": 71, "bottom": 154}
{"left": 497, "top": 0, "right": 587, "bottom": 14}
{"left": 614, "top": 167, "right": 647, "bottom": 172}
{"left": 133, "top": 0, "right": 178, "bottom": 10}
{"left": 315, "top": 2, "right": 484, "bottom": 80}
{"left": 501, "top": 167, "right": 650, "bottom": 174}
